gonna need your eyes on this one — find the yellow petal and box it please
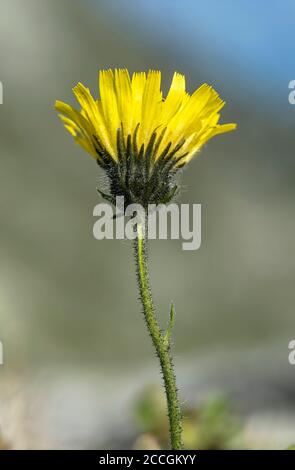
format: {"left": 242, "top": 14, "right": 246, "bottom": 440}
{"left": 131, "top": 71, "right": 146, "bottom": 131}
{"left": 114, "top": 69, "right": 133, "bottom": 137}
{"left": 72, "top": 83, "right": 115, "bottom": 158}
{"left": 58, "top": 114, "right": 97, "bottom": 157}
{"left": 99, "top": 69, "right": 120, "bottom": 153}
{"left": 161, "top": 72, "right": 186, "bottom": 123}
{"left": 139, "top": 70, "right": 162, "bottom": 147}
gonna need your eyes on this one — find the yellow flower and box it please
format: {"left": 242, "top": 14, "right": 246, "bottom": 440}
{"left": 55, "top": 69, "right": 236, "bottom": 206}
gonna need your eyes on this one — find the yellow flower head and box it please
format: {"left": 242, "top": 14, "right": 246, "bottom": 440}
{"left": 55, "top": 69, "right": 236, "bottom": 206}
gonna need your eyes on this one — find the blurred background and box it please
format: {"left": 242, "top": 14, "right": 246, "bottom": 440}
{"left": 0, "top": 0, "right": 295, "bottom": 449}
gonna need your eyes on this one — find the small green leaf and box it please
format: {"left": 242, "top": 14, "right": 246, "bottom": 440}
{"left": 163, "top": 302, "right": 175, "bottom": 347}
{"left": 96, "top": 187, "right": 115, "bottom": 204}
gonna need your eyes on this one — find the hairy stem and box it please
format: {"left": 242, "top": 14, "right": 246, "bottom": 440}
{"left": 134, "top": 219, "right": 183, "bottom": 450}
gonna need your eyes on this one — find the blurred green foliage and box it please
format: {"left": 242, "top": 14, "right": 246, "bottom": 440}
{"left": 134, "top": 386, "right": 242, "bottom": 450}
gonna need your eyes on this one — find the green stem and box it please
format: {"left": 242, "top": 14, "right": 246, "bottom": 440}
{"left": 134, "top": 219, "right": 183, "bottom": 450}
